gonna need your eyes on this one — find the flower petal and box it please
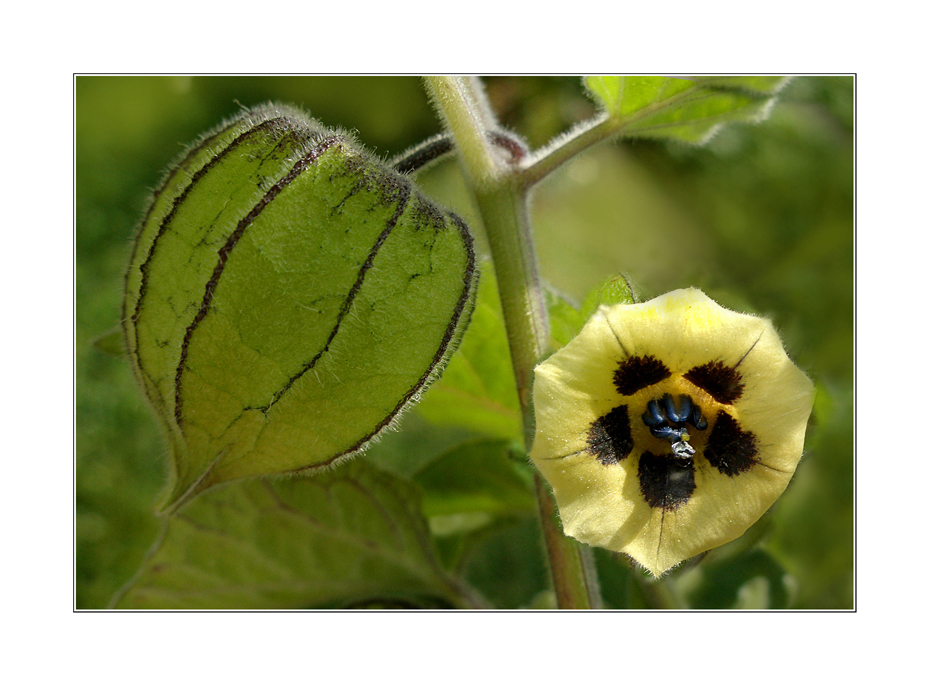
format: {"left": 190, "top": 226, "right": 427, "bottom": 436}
{"left": 530, "top": 288, "right": 814, "bottom": 576}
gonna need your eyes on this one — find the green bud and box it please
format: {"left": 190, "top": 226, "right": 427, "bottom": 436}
{"left": 123, "top": 103, "right": 477, "bottom": 511}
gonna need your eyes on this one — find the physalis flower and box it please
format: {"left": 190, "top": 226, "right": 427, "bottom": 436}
{"left": 530, "top": 288, "right": 814, "bottom": 576}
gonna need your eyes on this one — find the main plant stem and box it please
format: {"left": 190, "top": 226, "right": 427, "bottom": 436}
{"left": 424, "top": 76, "right": 601, "bottom": 609}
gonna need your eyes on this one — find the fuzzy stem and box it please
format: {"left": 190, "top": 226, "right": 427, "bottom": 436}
{"left": 521, "top": 114, "right": 614, "bottom": 187}
{"left": 423, "top": 76, "right": 500, "bottom": 188}
{"left": 424, "top": 76, "right": 601, "bottom": 609}
{"left": 535, "top": 474, "right": 602, "bottom": 609}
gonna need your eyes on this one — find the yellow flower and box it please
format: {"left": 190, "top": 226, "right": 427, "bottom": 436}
{"left": 530, "top": 288, "right": 814, "bottom": 576}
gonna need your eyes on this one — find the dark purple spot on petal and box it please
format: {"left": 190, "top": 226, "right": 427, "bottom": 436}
{"left": 638, "top": 452, "right": 696, "bottom": 510}
{"left": 587, "top": 405, "right": 633, "bottom": 466}
{"left": 704, "top": 411, "right": 758, "bottom": 476}
{"left": 684, "top": 360, "right": 744, "bottom": 405}
{"left": 614, "top": 355, "right": 671, "bottom": 396}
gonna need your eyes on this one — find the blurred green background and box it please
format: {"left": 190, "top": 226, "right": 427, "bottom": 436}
{"left": 75, "top": 76, "right": 853, "bottom": 609}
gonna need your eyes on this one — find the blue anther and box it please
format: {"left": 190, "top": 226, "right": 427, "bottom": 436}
{"left": 641, "top": 393, "right": 709, "bottom": 448}
{"left": 689, "top": 403, "right": 707, "bottom": 431}
{"left": 642, "top": 399, "right": 665, "bottom": 427}
{"left": 663, "top": 394, "right": 682, "bottom": 423}
{"left": 652, "top": 425, "right": 681, "bottom": 442}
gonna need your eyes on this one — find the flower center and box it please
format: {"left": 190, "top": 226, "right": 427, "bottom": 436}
{"left": 641, "top": 394, "right": 708, "bottom": 459}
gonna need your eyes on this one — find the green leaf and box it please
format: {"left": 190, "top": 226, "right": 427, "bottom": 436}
{"left": 356, "top": 413, "right": 480, "bottom": 479}
{"left": 584, "top": 76, "right": 624, "bottom": 114}
{"left": 415, "top": 267, "right": 521, "bottom": 440}
{"left": 545, "top": 285, "right": 586, "bottom": 351}
{"left": 584, "top": 75, "right": 791, "bottom": 144}
{"left": 579, "top": 273, "right": 636, "bottom": 318}
{"left": 680, "top": 548, "right": 795, "bottom": 609}
{"left": 413, "top": 439, "right": 536, "bottom": 520}
{"left": 400, "top": 438, "right": 537, "bottom": 573}
{"left": 122, "top": 104, "right": 477, "bottom": 511}
{"left": 545, "top": 275, "right": 636, "bottom": 351}
{"left": 110, "top": 459, "right": 476, "bottom": 609}
{"left": 458, "top": 516, "right": 550, "bottom": 609}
